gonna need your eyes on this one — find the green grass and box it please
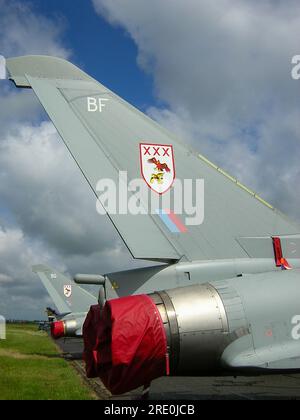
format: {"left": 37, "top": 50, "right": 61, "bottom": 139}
{"left": 0, "top": 324, "right": 96, "bottom": 400}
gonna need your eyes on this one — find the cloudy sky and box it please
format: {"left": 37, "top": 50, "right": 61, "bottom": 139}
{"left": 0, "top": 0, "right": 299, "bottom": 320}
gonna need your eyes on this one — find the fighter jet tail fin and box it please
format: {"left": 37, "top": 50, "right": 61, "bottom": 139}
{"left": 33, "top": 264, "right": 97, "bottom": 315}
{"left": 6, "top": 56, "right": 300, "bottom": 263}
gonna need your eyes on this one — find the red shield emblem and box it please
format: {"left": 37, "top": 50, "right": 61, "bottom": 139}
{"left": 140, "top": 143, "right": 175, "bottom": 194}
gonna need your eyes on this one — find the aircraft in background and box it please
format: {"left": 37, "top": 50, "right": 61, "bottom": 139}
{"left": 1, "top": 55, "right": 300, "bottom": 395}
{"left": 33, "top": 265, "right": 97, "bottom": 339}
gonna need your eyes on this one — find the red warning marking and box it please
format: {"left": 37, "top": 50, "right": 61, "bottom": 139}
{"left": 265, "top": 329, "right": 273, "bottom": 338}
{"left": 281, "top": 258, "right": 292, "bottom": 271}
{"left": 272, "top": 237, "right": 283, "bottom": 267}
{"left": 272, "top": 237, "right": 292, "bottom": 270}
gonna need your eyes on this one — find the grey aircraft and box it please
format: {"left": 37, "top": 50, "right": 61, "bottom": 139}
{"left": 33, "top": 265, "right": 97, "bottom": 339}
{"left": 1, "top": 55, "right": 300, "bottom": 383}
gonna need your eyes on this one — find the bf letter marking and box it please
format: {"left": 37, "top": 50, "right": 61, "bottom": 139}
{"left": 87, "top": 97, "right": 109, "bottom": 113}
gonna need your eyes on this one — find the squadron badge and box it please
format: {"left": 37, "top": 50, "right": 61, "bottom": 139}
{"left": 63, "top": 285, "right": 72, "bottom": 298}
{"left": 140, "top": 143, "right": 175, "bottom": 194}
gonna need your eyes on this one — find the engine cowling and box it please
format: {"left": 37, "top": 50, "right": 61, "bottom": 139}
{"left": 150, "top": 283, "right": 229, "bottom": 375}
{"left": 83, "top": 283, "right": 229, "bottom": 394}
{"left": 83, "top": 269, "right": 300, "bottom": 394}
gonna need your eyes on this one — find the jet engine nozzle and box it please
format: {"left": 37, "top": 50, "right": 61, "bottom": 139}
{"left": 50, "top": 321, "right": 65, "bottom": 339}
{"left": 149, "top": 283, "right": 229, "bottom": 375}
{"left": 51, "top": 319, "right": 80, "bottom": 339}
{"left": 83, "top": 283, "right": 230, "bottom": 394}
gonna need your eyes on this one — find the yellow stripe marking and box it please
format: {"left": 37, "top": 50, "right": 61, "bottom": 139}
{"left": 198, "top": 154, "right": 274, "bottom": 210}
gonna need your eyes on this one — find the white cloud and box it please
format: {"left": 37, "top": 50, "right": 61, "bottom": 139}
{"left": 0, "top": 220, "right": 130, "bottom": 319}
{"left": 0, "top": 0, "right": 71, "bottom": 319}
{"left": 0, "top": 120, "right": 135, "bottom": 319}
{"left": 0, "top": 0, "right": 136, "bottom": 320}
{"left": 0, "top": 274, "right": 13, "bottom": 284}
{"left": 0, "top": 226, "right": 52, "bottom": 319}
{"left": 0, "top": 122, "right": 127, "bottom": 259}
{"left": 0, "top": 0, "right": 71, "bottom": 138}
{"left": 93, "top": 0, "right": 300, "bottom": 221}
{"left": 0, "top": 0, "right": 70, "bottom": 58}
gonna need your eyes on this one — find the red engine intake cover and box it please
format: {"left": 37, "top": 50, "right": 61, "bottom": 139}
{"left": 83, "top": 304, "right": 102, "bottom": 378}
{"left": 51, "top": 321, "right": 65, "bottom": 339}
{"left": 83, "top": 295, "right": 167, "bottom": 395}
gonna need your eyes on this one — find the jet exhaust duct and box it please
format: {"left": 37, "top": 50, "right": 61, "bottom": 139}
{"left": 51, "top": 319, "right": 80, "bottom": 339}
{"left": 149, "top": 283, "right": 229, "bottom": 375}
{"left": 83, "top": 269, "right": 300, "bottom": 394}
{"left": 83, "top": 283, "right": 231, "bottom": 394}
